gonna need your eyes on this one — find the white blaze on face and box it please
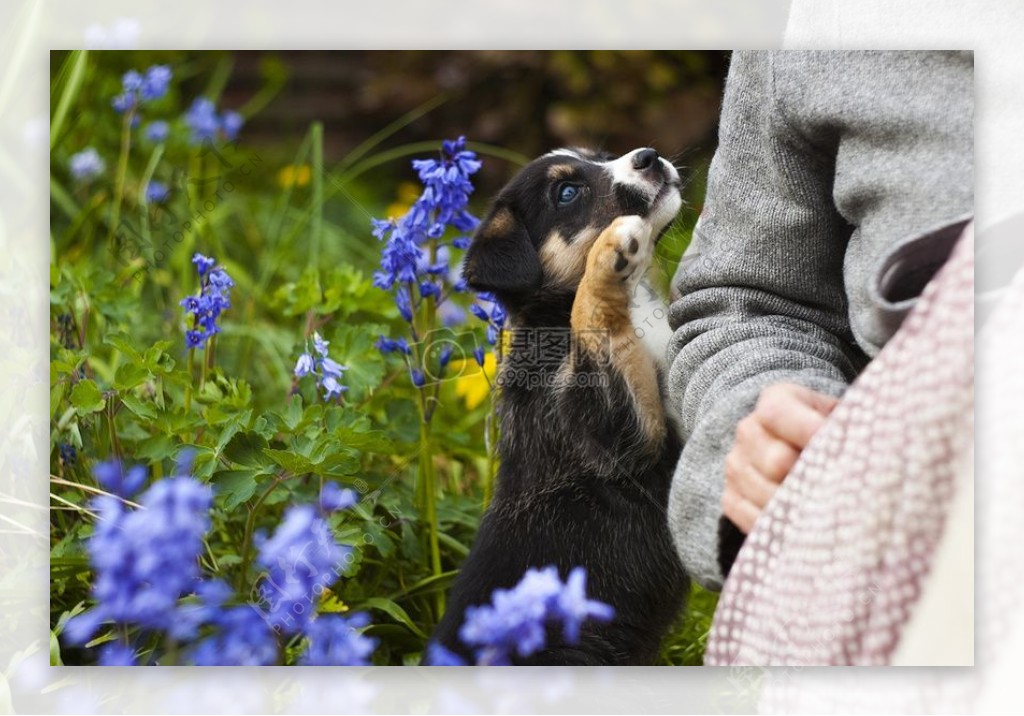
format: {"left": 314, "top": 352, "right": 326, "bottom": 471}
{"left": 609, "top": 149, "right": 683, "bottom": 234}
{"left": 542, "top": 147, "right": 683, "bottom": 233}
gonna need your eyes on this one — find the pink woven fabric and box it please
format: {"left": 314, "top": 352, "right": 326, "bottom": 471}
{"left": 705, "top": 224, "right": 974, "bottom": 666}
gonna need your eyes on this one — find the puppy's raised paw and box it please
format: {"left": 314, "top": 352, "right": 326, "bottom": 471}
{"left": 587, "top": 215, "right": 654, "bottom": 286}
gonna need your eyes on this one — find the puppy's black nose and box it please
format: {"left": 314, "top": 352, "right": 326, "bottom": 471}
{"left": 632, "top": 148, "right": 659, "bottom": 171}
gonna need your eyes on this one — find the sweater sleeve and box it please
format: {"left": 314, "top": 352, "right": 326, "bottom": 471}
{"left": 666, "top": 52, "right": 865, "bottom": 591}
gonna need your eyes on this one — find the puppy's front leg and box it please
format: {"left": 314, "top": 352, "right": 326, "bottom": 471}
{"left": 570, "top": 216, "right": 666, "bottom": 446}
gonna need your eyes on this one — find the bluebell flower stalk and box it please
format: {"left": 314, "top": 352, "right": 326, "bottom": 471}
{"left": 372, "top": 136, "right": 482, "bottom": 398}
{"left": 371, "top": 138, "right": 485, "bottom": 618}
{"left": 293, "top": 331, "right": 348, "bottom": 402}
{"left": 63, "top": 458, "right": 213, "bottom": 655}
{"left": 108, "top": 65, "right": 173, "bottom": 247}
{"left": 62, "top": 457, "right": 374, "bottom": 666}
{"left": 425, "top": 566, "right": 614, "bottom": 665}
{"left": 180, "top": 252, "right": 233, "bottom": 351}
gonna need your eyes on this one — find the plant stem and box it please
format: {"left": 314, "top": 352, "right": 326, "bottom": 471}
{"left": 108, "top": 108, "right": 134, "bottom": 248}
{"left": 309, "top": 121, "right": 324, "bottom": 269}
{"left": 106, "top": 400, "right": 122, "bottom": 462}
{"left": 418, "top": 418, "right": 444, "bottom": 619}
{"left": 200, "top": 340, "right": 210, "bottom": 392}
{"left": 184, "top": 349, "right": 194, "bottom": 414}
{"left": 483, "top": 400, "right": 498, "bottom": 509}
{"left": 238, "top": 477, "right": 282, "bottom": 592}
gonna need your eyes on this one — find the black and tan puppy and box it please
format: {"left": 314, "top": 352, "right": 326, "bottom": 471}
{"left": 431, "top": 147, "right": 688, "bottom": 665}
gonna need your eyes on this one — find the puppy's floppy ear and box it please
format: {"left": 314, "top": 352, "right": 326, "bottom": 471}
{"left": 463, "top": 204, "right": 542, "bottom": 297}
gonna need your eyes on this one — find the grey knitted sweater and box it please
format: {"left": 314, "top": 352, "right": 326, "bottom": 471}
{"left": 667, "top": 51, "right": 973, "bottom": 590}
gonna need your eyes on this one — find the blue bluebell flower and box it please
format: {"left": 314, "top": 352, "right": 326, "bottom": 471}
{"left": 294, "top": 332, "right": 349, "bottom": 401}
{"left": 145, "top": 180, "right": 169, "bottom": 204}
{"left": 170, "top": 577, "right": 234, "bottom": 642}
{"left": 112, "top": 64, "right": 173, "bottom": 115}
{"left": 221, "top": 111, "right": 244, "bottom": 141}
{"left": 185, "top": 330, "right": 204, "bottom": 349}
{"left": 410, "top": 368, "right": 426, "bottom": 388}
{"left": 69, "top": 147, "right": 105, "bottom": 181}
{"left": 191, "top": 253, "right": 216, "bottom": 276}
{"left": 394, "top": 286, "right": 414, "bottom": 323}
{"left": 470, "top": 292, "right": 507, "bottom": 346}
{"left": 183, "top": 97, "right": 244, "bottom": 145}
{"left": 58, "top": 443, "right": 77, "bottom": 467}
{"left": 457, "top": 566, "right": 613, "bottom": 665}
{"left": 321, "top": 375, "right": 345, "bottom": 400}
{"left": 254, "top": 504, "right": 349, "bottom": 635}
{"left": 425, "top": 642, "right": 466, "bottom": 666}
{"left": 93, "top": 459, "right": 147, "bottom": 499}
{"left": 180, "top": 253, "right": 232, "bottom": 350}
{"left": 190, "top": 605, "right": 278, "bottom": 666}
{"left": 98, "top": 642, "right": 138, "bottom": 666}
{"left": 373, "top": 229, "right": 423, "bottom": 291}
{"left": 320, "top": 481, "right": 358, "bottom": 513}
{"left": 556, "top": 567, "right": 615, "bottom": 643}
{"left": 300, "top": 613, "right": 377, "bottom": 666}
{"left": 438, "top": 344, "right": 454, "bottom": 370}
{"left": 141, "top": 65, "right": 172, "bottom": 101}
{"left": 122, "top": 70, "right": 144, "bottom": 93}
{"left": 294, "top": 353, "right": 314, "bottom": 377}
{"left": 438, "top": 301, "right": 467, "bottom": 328}
{"left": 419, "top": 281, "right": 441, "bottom": 299}
{"left": 111, "top": 93, "right": 134, "bottom": 114}
{"left": 375, "top": 335, "right": 411, "bottom": 356}
{"left": 183, "top": 98, "right": 220, "bottom": 142}
{"left": 144, "top": 120, "right": 169, "bottom": 143}
{"left": 63, "top": 466, "right": 214, "bottom": 646}
{"left": 472, "top": 346, "right": 486, "bottom": 367}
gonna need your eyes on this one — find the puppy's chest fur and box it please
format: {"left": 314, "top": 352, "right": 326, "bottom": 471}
{"left": 629, "top": 278, "right": 675, "bottom": 372}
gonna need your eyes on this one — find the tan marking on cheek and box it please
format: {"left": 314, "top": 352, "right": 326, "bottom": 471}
{"left": 483, "top": 206, "right": 515, "bottom": 238}
{"left": 538, "top": 227, "right": 601, "bottom": 287}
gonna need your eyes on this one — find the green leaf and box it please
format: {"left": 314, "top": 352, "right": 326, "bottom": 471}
{"left": 222, "top": 431, "right": 272, "bottom": 469}
{"left": 120, "top": 393, "right": 159, "bottom": 421}
{"left": 50, "top": 381, "right": 66, "bottom": 420}
{"left": 50, "top": 631, "right": 63, "bottom": 666}
{"left": 69, "top": 380, "right": 105, "bottom": 414}
{"left": 280, "top": 396, "right": 304, "bottom": 431}
{"left": 262, "top": 448, "right": 315, "bottom": 475}
{"left": 188, "top": 446, "right": 219, "bottom": 481}
{"left": 272, "top": 266, "right": 323, "bottom": 316}
{"left": 143, "top": 347, "right": 177, "bottom": 376}
{"left": 103, "top": 331, "right": 142, "bottom": 362}
{"left": 114, "top": 362, "right": 151, "bottom": 390}
{"left": 134, "top": 434, "right": 177, "bottom": 462}
{"left": 360, "top": 597, "right": 428, "bottom": 639}
{"left": 214, "top": 409, "right": 253, "bottom": 457}
{"left": 214, "top": 469, "right": 263, "bottom": 510}
{"left": 333, "top": 423, "right": 393, "bottom": 454}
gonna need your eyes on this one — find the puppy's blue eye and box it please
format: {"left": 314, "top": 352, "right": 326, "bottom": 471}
{"left": 557, "top": 183, "right": 581, "bottom": 205}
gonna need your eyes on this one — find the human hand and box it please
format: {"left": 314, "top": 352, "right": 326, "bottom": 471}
{"left": 722, "top": 383, "right": 839, "bottom": 533}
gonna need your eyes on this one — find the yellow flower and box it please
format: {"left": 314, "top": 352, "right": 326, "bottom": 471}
{"left": 278, "top": 164, "right": 311, "bottom": 188}
{"left": 385, "top": 181, "right": 423, "bottom": 220}
{"left": 451, "top": 351, "right": 498, "bottom": 410}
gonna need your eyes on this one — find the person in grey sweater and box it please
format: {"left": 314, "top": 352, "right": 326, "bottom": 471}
{"left": 667, "top": 51, "right": 973, "bottom": 591}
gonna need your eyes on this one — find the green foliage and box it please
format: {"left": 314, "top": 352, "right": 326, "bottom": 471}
{"left": 49, "top": 50, "right": 714, "bottom": 665}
